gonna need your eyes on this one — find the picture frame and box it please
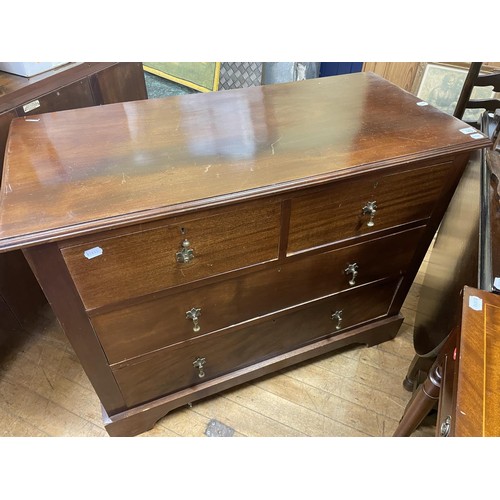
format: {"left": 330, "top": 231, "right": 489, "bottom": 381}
{"left": 143, "top": 62, "right": 221, "bottom": 93}
{"left": 417, "top": 62, "right": 497, "bottom": 122}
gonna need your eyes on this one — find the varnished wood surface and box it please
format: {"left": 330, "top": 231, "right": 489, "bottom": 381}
{"left": 287, "top": 158, "right": 453, "bottom": 253}
{"left": 112, "top": 278, "right": 399, "bottom": 407}
{"left": 0, "top": 258, "right": 435, "bottom": 437}
{"left": 454, "top": 287, "right": 500, "bottom": 436}
{"left": 0, "top": 72, "right": 490, "bottom": 251}
{"left": 92, "top": 227, "right": 424, "bottom": 364}
{"left": 61, "top": 200, "right": 281, "bottom": 310}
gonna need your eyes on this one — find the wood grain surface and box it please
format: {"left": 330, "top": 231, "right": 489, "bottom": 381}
{"left": 0, "top": 72, "right": 490, "bottom": 251}
{"left": 454, "top": 287, "right": 500, "bottom": 436}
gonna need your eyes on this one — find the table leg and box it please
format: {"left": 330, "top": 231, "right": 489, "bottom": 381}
{"left": 403, "top": 353, "right": 435, "bottom": 391}
{"left": 394, "top": 359, "right": 442, "bottom": 436}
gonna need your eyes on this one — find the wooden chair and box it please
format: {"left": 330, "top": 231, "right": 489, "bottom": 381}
{"left": 454, "top": 62, "right": 500, "bottom": 127}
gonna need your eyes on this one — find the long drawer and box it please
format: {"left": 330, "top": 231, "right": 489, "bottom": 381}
{"left": 92, "top": 226, "right": 425, "bottom": 364}
{"left": 111, "top": 278, "right": 399, "bottom": 407}
{"left": 288, "top": 159, "right": 454, "bottom": 254}
{"left": 60, "top": 201, "right": 281, "bottom": 310}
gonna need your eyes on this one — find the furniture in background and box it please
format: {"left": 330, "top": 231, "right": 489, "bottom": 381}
{"left": 397, "top": 105, "right": 500, "bottom": 435}
{"left": 454, "top": 62, "right": 500, "bottom": 126}
{"left": 394, "top": 286, "right": 500, "bottom": 437}
{"left": 0, "top": 73, "right": 488, "bottom": 436}
{"left": 402, "top": 91, "right": 500, "bottom": 396}
{"left": 0, "top": 62, "right": 147, "bottom": 341}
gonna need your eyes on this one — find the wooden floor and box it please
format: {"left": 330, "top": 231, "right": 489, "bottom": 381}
{"left": 0, "top": 259, "right": 436, "bottom": 438}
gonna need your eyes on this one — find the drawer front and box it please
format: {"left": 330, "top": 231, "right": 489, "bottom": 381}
{"left": 112, "top": 278, "right": 399, "bottom": 407}
{"left": 93, "top": 226, "right": 424, "bottom": 364}
{"left": 288, "top": 160, "right": 453, "bottom": 254}
{"left": 61, "top": 202, "right": 281, "bottom": 310}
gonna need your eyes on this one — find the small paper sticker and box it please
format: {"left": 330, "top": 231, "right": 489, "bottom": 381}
{"left": 84, "top": 247, "right": 103, "bottom": 259}
{"left": 416, "top": 101, "right": 428, "bottom": 106}
{"left": 470, "top": 133, "right": 484, "bottom": 139}
{"left": 469, "top": 295, "right": 483, "bottom": 311}
{"left": 23, "top": 100, "right": 41, "bottom": 113}
{"left": 459, "top": 126, "right": 477, "bottom": 134}
{"left": 493, "top": 277, "right": 500, "bottom": 291}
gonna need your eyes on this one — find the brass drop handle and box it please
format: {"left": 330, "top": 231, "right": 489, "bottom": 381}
{"left": 331, "top": 310, "right": 343, "bottom": 330}
{"left": 186, "top": 307, "right": 202, "bottom": 332}
{"left": 362, "top": 201, "right": 377, "bottom": 227}
{"left": 193, "top": 357, "right": 206, "bottom": 378}
{"left": 176, "top": 239, "right": 194, "bottom": 263}
{"left": 345, "top": 263, "right": 358, "bottom": 286}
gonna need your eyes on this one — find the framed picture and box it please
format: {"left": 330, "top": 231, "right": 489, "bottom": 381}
{"left": 143, "top": 62, "right": 220, "bottom": 92}
{"left": 417, "top": 62, "right": 497, "bottom": 122}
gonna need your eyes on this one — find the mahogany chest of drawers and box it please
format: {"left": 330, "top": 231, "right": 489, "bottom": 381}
{"left": 0, "top": 72, "right": 489, "bottom": 436}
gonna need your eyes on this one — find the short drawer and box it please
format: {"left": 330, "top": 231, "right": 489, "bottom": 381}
{"left": 287, "top": 159, "right": 453, "bottom": 254}
{"left": 93, "top": 226, "right": 424, "bottom": 364}
{"left": 112, "top": 277, "right": 399, "bottom": 407}
{"left": 61, "top": 202, "right": 281, "bottom": 310}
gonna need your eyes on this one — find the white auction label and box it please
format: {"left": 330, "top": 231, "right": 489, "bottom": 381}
{"left": 468, "top": 295, "right": 483, "bottom": 311}
{"left": 23, "top": 100, "right": 41, "bottom": 113}
{"left": 459, "top": 126, "right": 477, "bottom": 134}
{"left": 84, "top": 247, "right": 103, "bottom": 259}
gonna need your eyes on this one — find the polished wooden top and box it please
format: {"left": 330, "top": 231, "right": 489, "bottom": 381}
{"left": 0, "top": 72, "right": 491, "bottom": 251}
{"left": 455, "top": 287, "right": 500, "bottom": 436}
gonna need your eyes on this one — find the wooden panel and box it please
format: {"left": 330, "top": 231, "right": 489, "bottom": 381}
{"left": 288, "top": 159, "right": 454, "bottom": 254}
{"left": 112, "top": 278, "right": 399, "bottom": 407}
{"left": 0, "top": 109, "right": 17, "bottom": 178}
{"left": 0, "top": 250, "right": 46, "bottom": 327}
{"left": 93, "top": 226, "right": 425, "bottom": 363}
{"left": 23, "top": 243, "right": 127, "bottom": 414}
{"left": 363, "top": 62, "right": 424, "bottom": 93}
{"left": 61, "top": 201, "right": 281, "bottom": 310}
{"left": 15, "top": 79, "right": 95, "bottom": 116}
{"left": 0, "top": 63, "right": 117, "bottom": 114}
{"left": 454, "top": 287, "right": 500, "bottom": 436}
{"left": 90, "top": 62, "right": 147, "bottom": 104}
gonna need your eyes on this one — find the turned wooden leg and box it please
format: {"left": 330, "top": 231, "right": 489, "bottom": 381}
{"left": 403, "top": 353, "right": 436, "bottom": 392}
{"left": 394, "top": 359, "right": 442, "bottom": 437}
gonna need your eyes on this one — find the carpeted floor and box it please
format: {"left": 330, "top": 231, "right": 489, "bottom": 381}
{"left": 144, "top": 71, "right": 197, "bottom": 99}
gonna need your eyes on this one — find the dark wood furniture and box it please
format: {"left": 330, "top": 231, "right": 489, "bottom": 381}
{"left": 0, "top": 72, "right": 489, "bottom": 436}
{"left": 402, "top": 111, "right": 500, "bottom": 392}
{"left": 0, "top": 62, "right": 147, "bottom": 338}
{"left": 396, "top": 108, "right": 500, "bottom": 436}
{"left": 394, "top": 286, "right": 500, "bottom": 437}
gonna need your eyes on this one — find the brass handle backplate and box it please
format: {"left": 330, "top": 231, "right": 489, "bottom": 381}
{"left": 176, "top": 239, "right": 194, "bottom": 263}
{"left": 193, "top": 357, "right": 206, "bottom": 378}
{"left": 362, "top": 201, "right": 377, "bottom": 227}
{"left": 345, "top": 263, "right": 359, "bottom": 286}
{"left": 186, "top": 307, "right": 202, "bottom": 332}
{"left": 331, "top": 310, "right": 343, "bottom": 330}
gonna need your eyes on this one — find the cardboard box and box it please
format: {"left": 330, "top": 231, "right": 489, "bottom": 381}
{"left": 0, "top": 62, "right": 68, "bottom": 77}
